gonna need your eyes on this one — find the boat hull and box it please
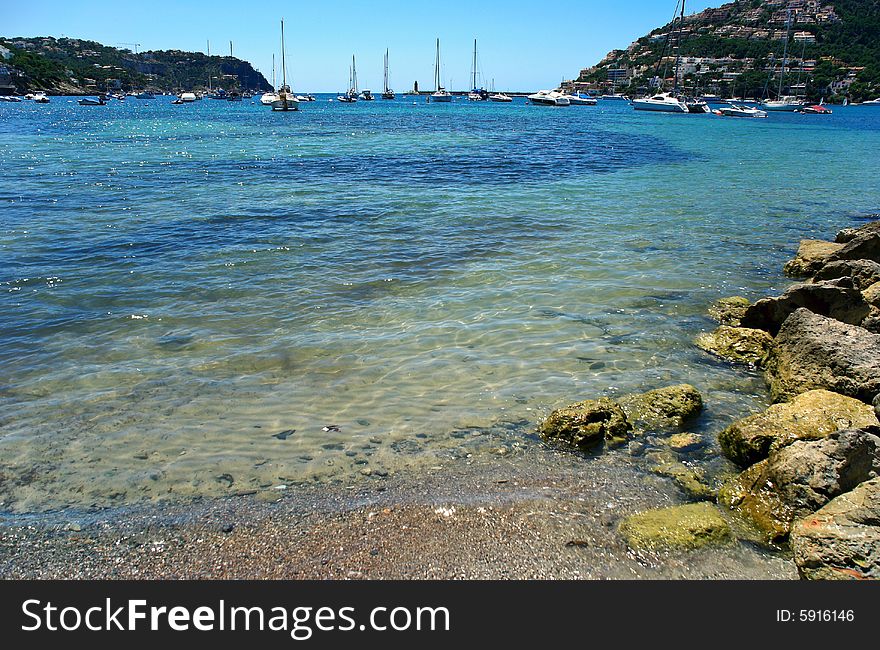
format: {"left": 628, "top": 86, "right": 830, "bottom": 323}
{"left": 430, "top": 93, "right": 453, "bottom": 102}
{"left": 632, "top": 99, "right": 687, "bottom": 113}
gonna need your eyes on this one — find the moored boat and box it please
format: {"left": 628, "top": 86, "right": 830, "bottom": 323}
{"left": 382, "top": 49, "right": 395, "bottom": 99}
{"left": 713, "top": 104, "right": 767, "bottom": 118}
{"left": 33, "top": 92, "right": 50, "bottom": 103}
{"left": 430, "top": 39, "right": 453, "bottom": 102}
{"left": 632, "top": 92, "right": 688, "bottom": 113}
{"left": 799, "top": 104, "right": 832, "bottom": 114}
{"left": 489, "top": 92, "right": 512, "bottom": 103}
{"left": 78, "top": 97, "right": 106, "bottom": 106}
{"left": 270, "top": 20, "right": 299, "bottom": 111}
{"left": 527, "top": 90, "right": 570, "bottom": 106}
{"left": 562, "top": 91, "right": 597, "bottom": 106}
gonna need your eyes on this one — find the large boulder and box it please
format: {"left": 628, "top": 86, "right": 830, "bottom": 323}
{"left": 784, "top": 240, "right": 844, "bottom": 277}
{"left": 739, "top": 278, "right": 870, "bottom": 335}
{"left": 718, "top": 389, "right": 879, "bottom": 467}
{"left": 618, "top": 503, "right": 732, "bottom": 550}
{"left": 863, "top": 307, "right": 880, "bottom": 333}
{"left": 814, "top": 259, "right": 880, "bottom": 290}
{"left": 835, "top": 220, "right": 880, "bottom": 243}
{"left": 827, "top": 231, "right": 880, "bottom": 265}
{"left": 617, "top": 384, "right": 703, "bottom": 431}
{"left": 791, "top": 477, "right": 880, "bottom": 580}
{"left": 765, "top": 309, "right": 880, "bottom": 403}
{"left": 863, "top": 281, "right": 880, "bottom": 308}
{"left": 540, "top": 398, "right": 632, "bottom": 449}
{"left": 695, "top": 326, "right": 773, "bottom": 366}
{"left": 718, "top": 427, "right": 880, "bottom": 541}
{"left": 707, "top": 296, "right": 751, "bottom": 326}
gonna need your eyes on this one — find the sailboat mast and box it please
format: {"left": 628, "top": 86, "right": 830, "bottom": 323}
{"left": 472, "top": 39, "right": 477, "bottom": 90}
{"left": 435, "top": 39, "right": 440, "bottom": 91}
{"left": 280, "top": 19, "right": 287, "bottom": 90}
{"left": 384, "top": 49, "right": 389, "bottom": 92}
{"left": 778, "top": 10, "right": 792, "bottom": 98}
{"left": 272, "top": 53, "right": 275, "bottom": 89}
{"left": 673, "top": 0, "right": 686, "bottom": 93}
{"left": 352, "top": 55, "right": 358, "bottom": 93}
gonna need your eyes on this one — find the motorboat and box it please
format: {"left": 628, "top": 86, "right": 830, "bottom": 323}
{"left": 359, "top": 89, "right": 375, "bottom": 101}
{"left": 33, "top": 92, "right": 50, "bottom": 103}
{"left": 563, "top": 92, "right": 597, "bottom": 106}
{"left": 489, "top": 92, "right": 512, "bottom": 103}
{"left": 799, "top": 104, "right": 832, "bottom": 114}
{"left": 78, "top": 97, "right": 106, "bottom": 106}
{"left": 861, "top": 98, "right": 880, "bottom": 105}
{"left": 599, "top": 93, "right": 630, "bottom": 101}
{"left": 761, "top": 96, "right": 804, "bottom": 111}
{"left": 527, "top": 90, "right": 570, "bottom": 106}
{"left": 631, "top": 92, "right": 688, "bottom": 113}
{"left": 133, "top": 91, "right": 155, "bottom": 99}
{"left": 0, "top": 96, "right": 22, "bottom": 102}
{"left": 713, "top": 104, "right": 767, "bottom": 118}
{"left": 685, "top": 98, "right": 710, "bottom": 113}
{"left": 178, "top": 92, "right": 197, "bottom": 102}
{"left": 260, "top": 91, "right": 280, "bottom": 105}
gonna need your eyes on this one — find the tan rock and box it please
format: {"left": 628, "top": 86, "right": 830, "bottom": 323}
{"left": 719, "top": 389, "right": 879, "bottom": 467}
{"left": 695, "top": 326, "right": 773, "bottom": 366}
{"left": 619, "top": 503, "right": 732, "bottom": 550}
{"left": 707, "top": 296, "right": 751, "bottom": 326}
{"left": 783, "top": 239, "right": 844, "bottom": 277}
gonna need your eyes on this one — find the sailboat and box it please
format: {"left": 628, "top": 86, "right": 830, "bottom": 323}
{"left": 467, "top": 40, "right": 488, "bottom": 101}
{"left": 430, "top": 39, "right": 453, "bottom": 102}
{"left": 337, "top": 56, "right": 359, "bottom": 102}
{"left": 382, "top": 49, "right": 395, "bottom": 99}
{"left": 762, "top": 11, "right": 804, "bottom": 111}
{"left": 270, "top": 19, "right": 299, "bottom": 111}
{"left": 632, "top": 0, "right": 693, "bottom": 113}
{"left": 260, "top": 54, "right": 280, "bottom": 105}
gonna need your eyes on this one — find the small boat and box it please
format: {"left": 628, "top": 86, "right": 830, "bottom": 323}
{"left": 338, "top": 56, "right": 360, "bottom": 103}
{"left": 270, "top": 20, "right": 299, "bottom": 111}
{"left": 78, "top": 97, "right": 106, "bottom": 106}
{"left": 861, "top": 97, "right": 880, "bottom": 105}
{"left": 685, "top": 98, "right": 710, "bottom": 113}
{"left": 260, "top": 91, "right": 279, "bottom": 105}
{"left": 359, "top": 89, "right": 375, "bottom": 101}
{"left": 799, "top": 104, "right": 832, "bottom": 114}
{"left": 0, "top": 96, "right": 22, "bottom": 102}
{"left": 467, "top": 40, "right": 488, "bottom": 101}
{"left": 713, "top": 104, "right": 767, "bottom": 118}
{"left": 632, "top": 92, "right": 688, "bottom": 113}
{"left": 33, "top": 92, "right": 50, "bottom": 103}
{"left": 381, "top": 48, "right": 395, "bottom": 99}
{"left": 762, "top": 96, "right": 805, "bottom": 111}
{"left": 599, "top": 93, "right": 630, "bottom": 101}
{"left": 133, "top": 91, "right": 155, "bottom": 99}
{"left": 171, "top": 98, "right": 185, "bottom": 105}
{"left": 528, "top": 90, "right": 570, "bottom": 106}
{"left": 489, "top": 92, "right": 512, "bottom": 103}
{"left": 563, "top": 91, "right": 597, "bottom": 106}
{"left": 178, "top": 92, "right": 197, "bottom": 102}
{"left": 430, "top": 39, "right": 453, "bottom": 102}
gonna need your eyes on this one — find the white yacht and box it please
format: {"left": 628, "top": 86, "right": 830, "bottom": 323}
{"left": 599, "top": 94, "right": 630, "bottom": 101}
{"left": 714, "top": 104, "right": 768, "bottom": 118}
{"left": 527, "top": 90, "right": 570, "bottom": 106}
{"left": 261, "top": 53, "right": 280, "bottom": 105}
{"left": 761, "top": 96, "right": 805, "bottom": 111}
{"left": 32, "top": 91, "right": 50, "bottom": 103}
{"left": 861, "top": 97, "right": 880, "bottom": 105}
{"left": 178, "top": 92, "right": 197, "bottom": 102}
{"left": 489, "top": 92, "right": 512, "bottom": 103}
{"left": 562, "top": 91, "right": 597, "bottom": 106}
{"left": 632, "top": 92, "right": 688, "bottom": 113}
{"left": 430, "top": 39, "right": 453, "bottom": 102}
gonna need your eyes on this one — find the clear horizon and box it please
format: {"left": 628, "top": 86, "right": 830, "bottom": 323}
{"left": 4, "top": 0, "right": 717, "bottom": 92}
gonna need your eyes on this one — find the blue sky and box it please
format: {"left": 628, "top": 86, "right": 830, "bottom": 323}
{"left": 5, "top": 1, "right": 718, "bottom": 91}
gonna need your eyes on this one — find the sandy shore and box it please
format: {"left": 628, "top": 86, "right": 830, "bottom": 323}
{"left": 0, "top": 442, "right": 795, "bottom": 579}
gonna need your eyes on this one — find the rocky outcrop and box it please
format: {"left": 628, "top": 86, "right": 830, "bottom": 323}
{"left": 791, "top": 477, "right": 880, "bottom": 580}
{"left": 718, "top": 389, "right": 879, "bottom": 467}
{"left": 617, "top": 384, "right": 703, "bottom": 431}
{"left": 739, "top": 279, "right": 870, "bottom": 335}
{"left": 826, "top": 231, "right": 880, "bottom": 265}
{"left": 836, "top": 220, "right": 880, "bottom": 244}
{"left": 814, "top": 259, "right": 880, "bottom": 290}
{"left": 540, "top": 398, "right": 631, "bottom": 449}
{"left": 765, "top": 309, "right": 880, "bottom": 403}
{"left": 695, "top": 326, "right": 773, "bottom": 365}
{"left": 784, "top": 240, "right": 844, "bottom": 277}
{"left": 618, "top": 503, "right": 731, "bottom": 550}
{"left": 718, "top": 427, "right": 880, "bottom": 541}
{"left": 646, "top": 450, "right": 714, "bottom": 500}
{"left": 667, "top": 432, "right": 705, "bottom": 453}
{"left": 707, "top": 296, "right": 751, "bottom": 326}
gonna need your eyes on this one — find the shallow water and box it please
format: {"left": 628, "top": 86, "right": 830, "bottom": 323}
{"left": 1, "top": 97, "right": 878, "bottom": 512}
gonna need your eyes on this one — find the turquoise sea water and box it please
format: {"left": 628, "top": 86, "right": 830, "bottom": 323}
{"left": 1, "top": 96, "right": 879, "bottom": 512}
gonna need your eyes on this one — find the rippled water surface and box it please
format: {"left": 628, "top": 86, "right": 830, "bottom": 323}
{"left": 2, "top": 97, "right": 879, "bottom": 511}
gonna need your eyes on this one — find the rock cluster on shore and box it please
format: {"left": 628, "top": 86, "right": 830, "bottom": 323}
{"left": 540, "top": 218, "right": 880, "bottom": 579}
